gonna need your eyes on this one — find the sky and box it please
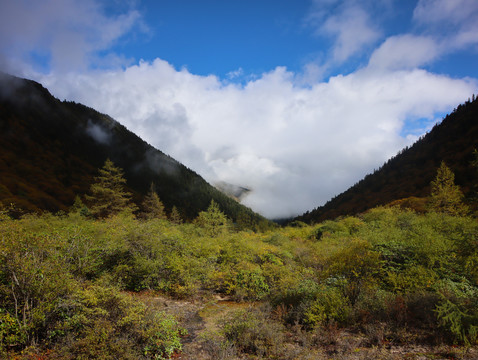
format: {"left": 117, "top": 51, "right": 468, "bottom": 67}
{"left": 1, "top": 0, "right": 477, "bottom": 219}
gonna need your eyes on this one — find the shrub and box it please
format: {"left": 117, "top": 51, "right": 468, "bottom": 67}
{"left": 0, "top": 308, "right": 24, "bottom": 352}
{"left": 234, "top": 269, "right": 270, "bottom": 301}
{"left": 324, "top": 239, "right": 381, "bottom": 304}
{"left": 384, "top": 265, "right": 438, "bottom": 293}
{"left": 302, "top": 285, "right": 351, "bottom": 328}
{"left": 353, "top": 288, "right": 396, "bottom": 324}
{"left": 0, "top": 226, "right": 73, "bottom": 349}
{"left": 435, "top": 279, "right": 478, "bottom": 345}
{"left": 52, "top": 284, "right": 185, "bottom": 359}
{"left": 221, "top": 306, "right": 284, "bottom": 357}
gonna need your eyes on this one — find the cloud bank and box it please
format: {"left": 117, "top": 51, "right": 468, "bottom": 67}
{"left": 0, "top": 0, "right": 143, "bottom": 73}
{"left": 1, "top": 0, "right": 477, "bottom": 218}
{"left": 40, "top": 60, "right": 475, "bottom": 218}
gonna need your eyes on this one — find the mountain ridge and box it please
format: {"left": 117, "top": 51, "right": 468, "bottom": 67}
{"left": 0, "top": 73, "right": 271, "bottom": 229}
{"left": 296, "top": 96, "right": 478, "bottom": 223}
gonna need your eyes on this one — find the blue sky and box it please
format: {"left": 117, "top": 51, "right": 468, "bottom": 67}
{"left": 1, "top": 0, "right": 477, "bottom": 218}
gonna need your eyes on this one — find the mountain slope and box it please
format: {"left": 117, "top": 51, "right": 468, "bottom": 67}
{"left": 0, "top": 73, "right": 271, "bottom": 228}
{"left": 297, "top": 97, "right": 478, "bottom": 223}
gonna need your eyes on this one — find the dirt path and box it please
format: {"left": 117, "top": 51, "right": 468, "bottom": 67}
{"left": 143, "top": 294, "right": 247, "bottom": 359}
{"left": 141, "top": 293, "right": 478, "bottom": 360}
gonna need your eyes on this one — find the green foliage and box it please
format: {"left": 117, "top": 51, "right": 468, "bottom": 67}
{"left": 221, "top": 307, "right": 285, "bottom": 357}
{"left": 2, "top": 196, "right": 478, "bottom": 357}
{"left": 429, "top": 161, "right": 469, "bottom": 216}
{"left": 325, "top": 239, "right": 381, "bottom": 281}
{"left": 385, "top": 265, "right": 438, "bottom": 293}
{"left": 436, "top": 279, "right": 478, "bottom": 345}
{"left": 0, "top": 218, "right": 73, "bottom": 349}
{"left": 0, "top": 308, "right": 24, "bottom": 352}
{"left": 194, "top": 200, "right": 230, "bottom": 237}
{"left": 302, "top": 285, "right": 351, "bottom": 328}
{"left": 85, "top": 159, "right": 137, "bottom": 218}
{"left": 168, "top": 206, "right": 183, "bottom": 224}
{"left": 53, "top": 284, "right": 184, "bottom": 359}
{"left": 235, "top": 269, "right": 270, "bottom": 301}
{"left": 141, "top": 183, "right": 167, "bottom": 220}
{"left": 70, "top": 195, "right": 91, "bottom": 217}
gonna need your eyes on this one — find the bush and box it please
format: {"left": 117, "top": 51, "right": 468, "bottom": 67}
{"left": 221, "top": 306, "right": 284, "bottom": 357}
{"left": 302, "top": 285, "right": 351, "bottom": 328}
{"left": 52, "top": 284, "right": 185, "bottom": 359}
{"left": 353, "top": 288, "right": 396, "bottom": 324}
{"left": 234, "top": 269, "right": 270, "bottom": 301}
{"left": 435, "top": 279, "right": 478, "bottom": 345}
{"left": 0, "top": 224, "right": 73, "bottom": 349}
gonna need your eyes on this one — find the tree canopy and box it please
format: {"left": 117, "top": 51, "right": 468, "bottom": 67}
{"left": 194, "top": 200, "right": 230, "bottom": 236}
{"left": 141, "top": 183, "right": 167, "bottom": 220}
{"left": 85, "top": 159, "right": 136, "bottom": 218}
{"left": 429, "top": 161, "right": 468, "bottom": 216}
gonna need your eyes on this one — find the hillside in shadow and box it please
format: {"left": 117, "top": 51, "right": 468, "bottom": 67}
{"left": 297, "top": 96, "right": 478, "bottom": 223}
{"left": 0, "top": 73, "right": 271, "bottom": 229}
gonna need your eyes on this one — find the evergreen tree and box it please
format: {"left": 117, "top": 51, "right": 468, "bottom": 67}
{"left": 429, "top": 161, "right": 468, "bottom": 216}
{"left": 86, "top": 159, "right": 136, "bottom": 218}
{"left": 70, "top": 195, "right": 91, "bottom": 217}
{"left": 169, "top": 206, "right": 183, "bottom": 224}
{"left": 194, "top": 200, "right": 230, "bottom": 236}
{"left": 141, "top": 183, "right": 166, "bottom": 220}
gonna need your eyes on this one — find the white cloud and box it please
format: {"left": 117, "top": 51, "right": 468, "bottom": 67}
{"left": 0, "top": 0, "right": 142, "bottom": 73}
{"left": 413, "top": 0, "right": 478, "bottom": 49}
{"left": 368, "top": 35, "right": 440, "bottom": 70}
{"left": 86, "top": 120, "right": 111, "bottom": 144}
{"left": 306, "top": 0, "right": 381, "bottom": 65}
{"left": 322, "top": 5, "right": 380, "bottom": 63}
{"left": 413, "top": 0, "right": 478, "bottom": 25}
{"left": 227, "top": 68, "right": 244, "bottom": 80}
{"left": 39, "top": 59, "right": 477, "bottom": 218}
{"left": 2, "top": 0, "right": 477, "bottom": 219}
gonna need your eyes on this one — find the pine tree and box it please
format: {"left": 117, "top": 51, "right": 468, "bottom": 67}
{"left": 169, "top": 206, "right": 183, "bottom": 224}
{"left": 194, "top": 200, "right": 229, "bottom": 236}
{"left": 429, "top": 161, "right": 468, "bottom": 216}
{"left": 141, "top": 183, "right": 166, "bottom": 220}
{"left": 86, "top": 159, "right": 136, "bottom": 218}
{"left": 70, "top": 195, "right": 91, "bottom": 217}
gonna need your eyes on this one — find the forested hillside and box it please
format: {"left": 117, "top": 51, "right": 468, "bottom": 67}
{"left": 297, "top": 97, "right": 478, "bottom": 223}
{"left": 0, "top": 73, "right": 270, "bottom": 229}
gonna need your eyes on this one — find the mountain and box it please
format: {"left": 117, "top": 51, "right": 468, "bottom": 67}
{"left": 214, "top": 181, "right": 251, "bottom": 202}
{"left": 0, "top": 73, "right": 271, "bottom": 229}
{"left": 297, "top": 96, "right": 478, "bottom": 224}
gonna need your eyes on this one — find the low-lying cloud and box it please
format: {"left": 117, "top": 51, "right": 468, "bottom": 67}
{"left": 86, "top": 120, "right": 111, "bottom": 145}
{"left": 40, "top": 60, "right": 476, "bottom": 218}
{"left": 2, "top": 0, "right": 478, "bottom": 218}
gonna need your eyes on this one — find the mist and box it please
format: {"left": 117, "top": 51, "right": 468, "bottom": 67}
{"left": 39, "top": 61, "right": 476, "bottom": 218}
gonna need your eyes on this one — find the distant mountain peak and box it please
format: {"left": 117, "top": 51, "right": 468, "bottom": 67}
{"left": 215, "top": 181, "right": 251, "bottom": 201}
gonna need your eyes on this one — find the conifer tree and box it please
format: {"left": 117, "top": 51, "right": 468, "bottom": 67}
{"left": 169, "top": 206, "right": 183, "bottom": 224}
{"left": 141, "top": 183, "right": 166, "bottom": 220}
{"left": 429, "top": 161, "right": 468, "bottom": 216}
{"left": 86, "top": 159, "right": 136, "bottom": 218}
{"left": 194, "top": 200, "right": 229, "bottom": 236}
{"left": 70, "top": 195, "right": 91, "bottom": 217}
